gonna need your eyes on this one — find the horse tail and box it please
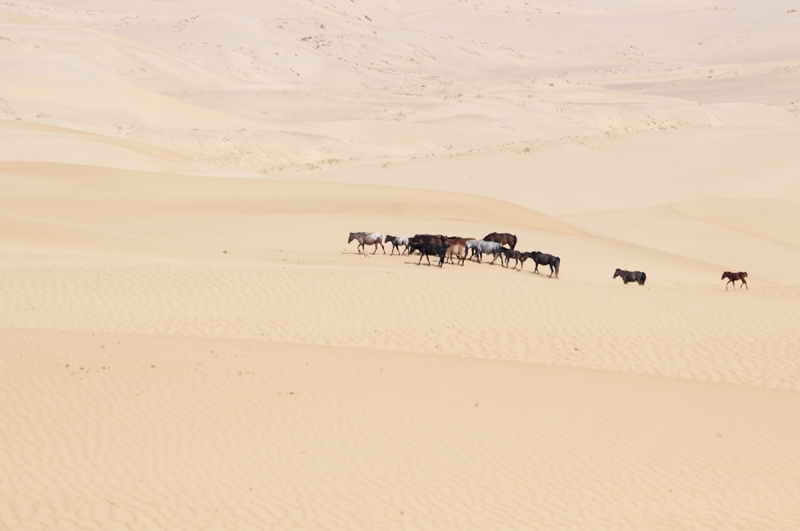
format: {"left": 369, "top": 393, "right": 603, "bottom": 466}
{"left": 554, "top": 257, "right": 560, "bottom": 278}
{"left": 511, "top": 234, "right": 517, "bottom": 250}
{"left": 641, "top": 272, "right": 646, "bottom": 285}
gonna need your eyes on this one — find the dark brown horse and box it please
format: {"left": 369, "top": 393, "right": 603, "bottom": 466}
{"left": 483, "top": 232, "right": 517, "bottom": 250}
{"left": 722, "top": 271, "right": 748, "bottom": 290}
{"left": 410, "top": 234, "right": 446, "bottom": 245}
{"left": 408, "top": 234, "right": 445, "bottom": 254}
{"left": 614, "top": 269, "right": 646, "bottom": 285}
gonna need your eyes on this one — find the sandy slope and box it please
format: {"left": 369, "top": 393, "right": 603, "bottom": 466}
{"left": 2, "top": 1, "right": 800, "bottom": 529}
{"left": 3, "top": 330, "right": 800, "bottom": 530}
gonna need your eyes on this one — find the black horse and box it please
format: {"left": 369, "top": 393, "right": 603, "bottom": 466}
{"left": 523, "top": 251, "right": 560, "bottom": 278}
{"left": 408, "top": 243, "right": 446, "bottom": 267}
{"left": 499, "top": 248, "right": 525, "bottom": 269}
{"left": 614, "top": 269, "right": 646, "bottom": 285}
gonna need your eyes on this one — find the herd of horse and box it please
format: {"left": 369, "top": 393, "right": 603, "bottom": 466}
{"left": 347, "top": 232, "right": 749, "bottom": 289}
{"left": 349, "top": 231, "right": 560, "bottom": 278}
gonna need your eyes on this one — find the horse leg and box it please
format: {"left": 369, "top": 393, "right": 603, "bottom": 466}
{"left": 380, "top": 242, "right": 385, "bottom": 254}
{"left": 425, "top": 254, "right": 432, "bottom": 266}
{"left": 534, "top": 263, "right": 539, "bottom": 274}
{"left": 417, "top": 253, "right": 423, "bottom": 266}
{"left": 725, "top": 279, "right": 731, "bottom": 291}
{"left": 743, "top": 278, "right": 748, "bottom": 290}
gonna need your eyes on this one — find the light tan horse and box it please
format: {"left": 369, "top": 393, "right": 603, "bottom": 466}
{"left": 348, "top": 232, "right": 385, "bottom": 254}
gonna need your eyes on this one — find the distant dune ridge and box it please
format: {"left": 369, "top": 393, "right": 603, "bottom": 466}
{"left": 1, "top": 1, "right": 800, "bottom": 529}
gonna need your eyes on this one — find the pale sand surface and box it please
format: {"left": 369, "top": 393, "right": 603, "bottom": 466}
{"left": 2, "top": 1, "right": 800, "bottom": 529}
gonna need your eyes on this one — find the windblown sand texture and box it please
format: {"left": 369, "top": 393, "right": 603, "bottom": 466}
{"left": 2, "top": 1, "right": 800, "bottom": 529}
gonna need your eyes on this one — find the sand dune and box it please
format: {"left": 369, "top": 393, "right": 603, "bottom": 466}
{"left": 2, "top": 0, "right": 800, "bottom": 529}
{"left": 3, "top": 329, "right": 800, "bottom": 530}
{"left": 1, "top": 253, "right": 798, "bottom": 389}
{"left": 674, "top": 197, "right": 800, "bottom": 248}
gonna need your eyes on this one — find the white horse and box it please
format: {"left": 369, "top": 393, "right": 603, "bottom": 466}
{"left": 348, "top": 232, "right": 385, "bottom": 254}
{"left": 468, "top": 240, "right": 504, "bottom": 264}
{"left": 385, "top": 235, "right": 409, "bottom": 255}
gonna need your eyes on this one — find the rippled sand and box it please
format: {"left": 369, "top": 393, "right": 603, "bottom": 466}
{"left": 2, "top": 1, "right": 800, "bottom": 529}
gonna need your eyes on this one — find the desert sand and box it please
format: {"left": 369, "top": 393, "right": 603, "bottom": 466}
{"left": 1, "top": 1, "right": 800, "bottom": 529}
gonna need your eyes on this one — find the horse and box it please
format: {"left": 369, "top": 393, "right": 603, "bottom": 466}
{"left": 348, "top": 232, "right": 385, "bottom": 254}
{"left": 469, "top": 240, "right": 505, "bottom": 265}
{"left": 722, "top": 271, "right": 748, "bottom": 290}
{"left": 408, "top": 242, "right": 446, "bottom": 267}
{"left": 385, "top": 235, "right": 409, "bottom": 255}
{"left": 483, "top": 232, "right": 518, "bottom": 250}
{"left": 408, "top": 234, "right": 445, "bottom": 255}
{"left": 410, "top": 234, "right": 446, "bottom": 245}
{"left": 524, "top": 251, "right": 560, "bottom": 278}
{"left": 445, "top": 242, "right": 467, "bottom": 266}
{"left": 501, "top": 249, "right": 525, "bottom": 269}
{"left": 444, "top": 236, "right": 474, "bottom": 247}
{"left": 466, "top": 239, "right": 482, "bottom": 261}
{"left": 444, "top": 237, "right": 474, "bottom": 264}
{"left": 613, "top": 268, "right": 645, "bottom": 285}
